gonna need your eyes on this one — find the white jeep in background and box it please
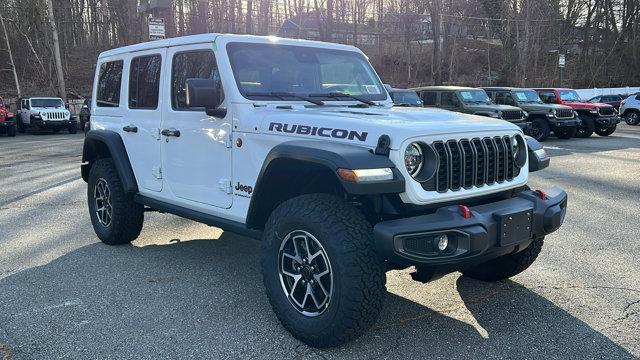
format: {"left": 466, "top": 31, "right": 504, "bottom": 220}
{"left": 16, "top": 97, "right": 77, "bottom": 134}
{"left": 81, "top": 34, "right": 567, "bottom": 347}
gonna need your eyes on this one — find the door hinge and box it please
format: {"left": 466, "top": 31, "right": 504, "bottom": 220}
{"left": 225, "top": 133, "right": 233, "bottom": 148}
{"left": 219, "top": 179, "right": 232, "bottom": 194}
{"left": 152, "top": 166, "right": 162, "bottom": 179}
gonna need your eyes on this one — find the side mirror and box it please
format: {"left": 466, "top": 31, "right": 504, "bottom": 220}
{"left": 186, "top": 78, "right": 226, "bottom": 118}
{"left": 525, "top": 136, "right": 550, "bottom": 172}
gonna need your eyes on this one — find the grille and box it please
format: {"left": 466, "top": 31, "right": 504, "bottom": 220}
{"left": 429, "top": 136, "right": 519, "bottom": 193}
{"left": 45, "top": 111, "right": 65, "bottom": 120}
{"left": 555, "top": 109, "right": 574, "bottom": 118}
{"left": 501, "top": 110, "right": 523, "bottom": 120}
{"left": 598, "top": 107, "right": 615, "bottom": 116}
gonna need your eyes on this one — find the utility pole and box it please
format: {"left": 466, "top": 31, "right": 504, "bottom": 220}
{"left": 45, "top": 0, "right": 67, "bottom": 101}
{"left": 0, "top": 11, "right": 21, "bottom": 97}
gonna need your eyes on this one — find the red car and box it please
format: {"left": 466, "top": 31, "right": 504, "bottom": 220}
{"left": 0, "top": 97, "right": 17, "bottom": 137}
{"left": 535, "top": 88, "right": 620, "bottom": 137}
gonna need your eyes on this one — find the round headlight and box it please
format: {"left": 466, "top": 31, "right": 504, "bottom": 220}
{"left": 404, "top": 143, "right": 423, "bottom": 177}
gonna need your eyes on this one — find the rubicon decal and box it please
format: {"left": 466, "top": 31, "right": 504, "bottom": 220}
{"left": 269, "top": 122, "right": 368, "bottom": 142}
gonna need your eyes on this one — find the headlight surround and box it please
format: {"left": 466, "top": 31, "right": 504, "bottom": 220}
{"left": 404, "top": 143, "right": 424, "bottom": 178}
{"left": 512, "top": 134, "right": 527, "bottom": 168}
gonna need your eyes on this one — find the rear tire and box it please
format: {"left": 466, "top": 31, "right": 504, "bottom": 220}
{"left": 462, "top": 237, "right": 544, "bottom": 281}
{"left": 575, "top": 116, "right": 595, "bottom": 138}
{"left": 554, "top": 127, "right": 576, "bottom": 139}
{"left": 87, "top": 158, "right": 144, "bottom": 245}
{"left": 529, "top": 118, "right": 550, "bottom": 142}
{"left": 261, "top": 193, "right": 385, "bottom": 348}
{"left": 595, "top": 124, "right": 616, "bottom": 136}
{"left": 624, "top": 111, "right": 639, "bottom": 125}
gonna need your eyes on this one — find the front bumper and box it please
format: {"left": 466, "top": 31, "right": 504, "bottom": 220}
{"left": 374, "top": 187, "right": 567, "bottom": 270}
{"left": 549, "top": 118, "right": 581, "bottom": 128}
{"left": 594, "top": 116, "right": 620, "bottom": 127}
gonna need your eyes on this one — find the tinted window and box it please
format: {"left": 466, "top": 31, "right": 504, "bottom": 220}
{"left": 171, "top": 50, "right": 221, "bottom": 110}
{"left": 421, "top": 91, "right": 437, "bottom": 105}
{"left": 441, "top": 92, "right": 459, "bottom": 106}
{"left": 129, "top": 55, "right": 161, "bottom": 109}
{"left": 97, "top": 60, "right": 123, "bottom": 107}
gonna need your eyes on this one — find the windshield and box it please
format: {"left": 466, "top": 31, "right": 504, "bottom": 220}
{"left": 558, "top": 90, "right": 582, "bottom": 102}
{"left": 514, "top": 90, "right": 542, "bottom": 103}
{"left": 458, "top": 90, "right": 491, "bottom": 104}
{"left": 31, "top": 98, "right": 64, "bottom": 108}
{"left": 390, "top": 91, "right": 423, "bottom": 106}
{"left": 227, "top": 42, "right": 387, "bottom": 101}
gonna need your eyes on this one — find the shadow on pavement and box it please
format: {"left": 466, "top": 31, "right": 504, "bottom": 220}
{"left": 0, "top": 231, "right": 634, "bottom": 359}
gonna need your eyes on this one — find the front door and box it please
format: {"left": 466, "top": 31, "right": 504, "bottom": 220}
{"left": 160, "top": 45, "right": 233, "bottom": 209}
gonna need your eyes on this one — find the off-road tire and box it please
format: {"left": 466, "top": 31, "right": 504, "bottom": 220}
{"left": 68, "top": 124, "right": 77, "bottom": 134}
{"left": 595, "top": 124, "right": 616, "bottom": 136}
{"left": 530, "top": 118, "right": 551, "bottom": 142}
{"left": 575, "top": 116, "right": 595, "bottom": 138}
{"left": 462, "top": 237, "right": 544, "bottom": 282}
{"left": 554, "top": 127, "right": 576, "bottom": 139}
{"left": 7, "top": 125, "right": 16, "bottom": 137}
{"left": 261, "top": 193, "right": 385, "bottom": 348}
{"left": 87, "top": 158, "right": 143, "bottom": 245}
{"left": 624, "top": 111, "right": 639, "bottom": 125}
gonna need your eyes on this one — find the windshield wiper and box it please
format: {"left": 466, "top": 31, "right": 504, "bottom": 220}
{"left": 309, "top": 92, "right": 376, "bottom": 106}
{"left": 245, "top": 91, "right": 324, "bottom": 106}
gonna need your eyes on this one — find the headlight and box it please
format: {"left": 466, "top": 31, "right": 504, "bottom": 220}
{"left": 404, "top": 143, "right": 424, "bottom": 177}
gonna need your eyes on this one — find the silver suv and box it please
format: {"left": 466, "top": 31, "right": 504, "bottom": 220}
{"left": 620, "top": 93, "right": 640, "bottom": 125}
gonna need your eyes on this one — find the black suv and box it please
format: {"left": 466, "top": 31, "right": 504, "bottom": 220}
{"left": 484, "top": 87, "right": 581, "bottom": 141}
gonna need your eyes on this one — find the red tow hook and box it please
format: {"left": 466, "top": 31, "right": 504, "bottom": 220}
{"left": 458, "top": 205, "right": 472, "bottom": 219}
{"left": 535, "top": 189, "right": 548, "bottom": 200}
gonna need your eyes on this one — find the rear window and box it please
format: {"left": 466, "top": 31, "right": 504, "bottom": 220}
{"left": 96, "top": 60, "right": 123, "bottom": 107}
{"left": 129, "top": 55, "right": 162, "bottom": 109}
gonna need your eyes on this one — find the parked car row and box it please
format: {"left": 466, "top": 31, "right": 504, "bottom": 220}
{"left": 383, "top": 85, "right": 628, "bottom": 141}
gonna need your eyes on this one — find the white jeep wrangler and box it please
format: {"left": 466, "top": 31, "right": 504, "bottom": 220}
{"left": 16, "top": 96, "right": 77, "bottom": 134}
{"left": 82, "top": 34, "right": 567, "bottom": 347}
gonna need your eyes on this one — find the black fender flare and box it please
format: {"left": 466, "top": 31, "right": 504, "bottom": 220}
{"left": 81, "top": 130, "right": 138, "bottom": 193}
{"left": 245, "top": 140, "right": 405, "bottom": 228}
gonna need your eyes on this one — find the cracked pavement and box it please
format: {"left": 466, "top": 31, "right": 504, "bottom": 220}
{"left": 0, "top": 127, "right": 639, "bottom": 359}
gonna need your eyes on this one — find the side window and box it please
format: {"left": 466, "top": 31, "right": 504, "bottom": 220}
{"left": 422, "top": 91, "right": 437, "bottom": 106}
{"left": 440, "top": 92, "right": 458, "bottom": 106}
{"left": 96, "top": 60, "right": 124, "bottom": 107}
{"left": 129, "top": 55, "right": 161, "bottom": 109}
{"left": 171, "top": 50, "right": 221, "bottom": 110}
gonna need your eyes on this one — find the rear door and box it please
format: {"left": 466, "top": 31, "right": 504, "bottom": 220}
{"left": 160, "top": 45, "right": 233, "bottom": 209}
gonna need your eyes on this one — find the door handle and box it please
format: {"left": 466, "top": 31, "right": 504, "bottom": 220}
{"left": 161, "top": 128, "right": 181, "bottom": 137}
{"left": 123, "top": 125, "right": 138, "bottom": 133}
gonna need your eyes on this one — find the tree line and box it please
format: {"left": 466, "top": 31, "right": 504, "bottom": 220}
{"left": 0, "top": 0, "right": 639, "bottom": 100}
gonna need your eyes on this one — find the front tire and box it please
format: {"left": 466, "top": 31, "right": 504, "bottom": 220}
{"left": 529, "top": 118, "right": 551, "bottom": 142}
{"left": 462, "top": 237, "right": 544, "bottom": 281}
{"left": 261, "top": 194, "right": 385, "bottom": 348}
{"left": 87, "top": 158, "right": 144, "bottom": 245}
{"left": 575, "top": 116, "right": 595, "bottom": 138}
{"left": 595, "top": 124, "right": 616, "bottom": 136}
{"left": 554, "top": 127, "right": 576, "bottom": 139}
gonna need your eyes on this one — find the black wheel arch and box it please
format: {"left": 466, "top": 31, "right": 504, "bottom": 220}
{"left": 246, "top": 141, "right": 405, "bottom": 230}
{"left": 81, "top": 130, "right": 138, "bottom": 193}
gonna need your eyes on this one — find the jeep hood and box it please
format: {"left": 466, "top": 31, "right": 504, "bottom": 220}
{"left": 257, "top": 106, "right": 519, "bottom": 150}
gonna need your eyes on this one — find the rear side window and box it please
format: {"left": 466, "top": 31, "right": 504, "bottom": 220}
{"left": 171, "top": 50, "right": 220, "bottom": 110}
{"left": 129, "top": 55, "right": 162, "bottom": 109}
{"left": 96, "top": 60, "right": 123, "bottom": 107}
{"left": 421, "top": 91, "right": 437, "bottom": 106}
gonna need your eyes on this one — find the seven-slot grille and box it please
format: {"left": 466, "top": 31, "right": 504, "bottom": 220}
{"left": 555, "top": 108, "right": 574, "bottom": 118}
{"left": 44, "top": 111, "right": 66, "bottom": 120}
{"left": 598, "top": 107, "right": 615, "bottom": 116}
{"left": 430, "top": 136, "right": 519, "bottom": 193}
{"left": 500, "top": 110, "right": 523, "bottom": 120}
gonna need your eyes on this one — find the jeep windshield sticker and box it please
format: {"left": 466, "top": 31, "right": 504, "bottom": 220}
{"left": 269, "top": 122, "right": 368, "bottom": 142}
{"left": 460, "top": 92, "right": 473, "bottom": 100}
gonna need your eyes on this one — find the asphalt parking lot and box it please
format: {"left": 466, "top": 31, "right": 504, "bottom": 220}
{"left": 0, "top": 127, "right": 639, "bottom": 359}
